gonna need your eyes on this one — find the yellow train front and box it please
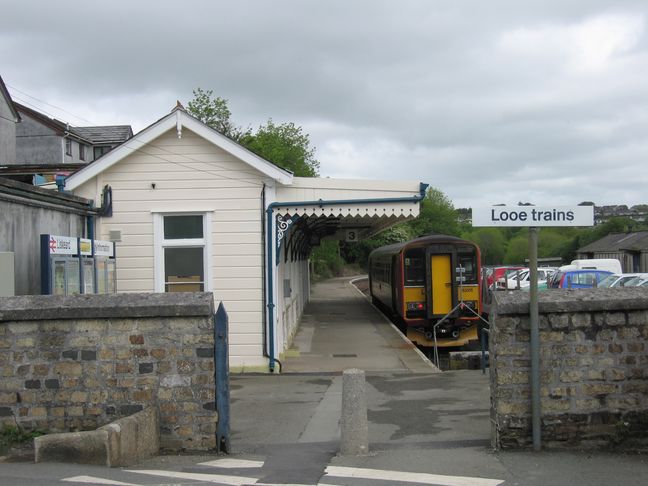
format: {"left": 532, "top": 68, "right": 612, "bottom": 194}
{"left": 368, "top": 234, "right": 482, "bottom": 347}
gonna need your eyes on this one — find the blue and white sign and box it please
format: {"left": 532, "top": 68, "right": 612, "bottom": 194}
{"left": 472, "top": 206, "right": 594, "bottom": 227}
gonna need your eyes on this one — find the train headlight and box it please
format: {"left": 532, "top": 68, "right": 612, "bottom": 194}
{"left": 406, "top": 302, "right": 426, "bottom": 311}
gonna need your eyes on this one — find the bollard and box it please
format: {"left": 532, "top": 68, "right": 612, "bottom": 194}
{"left": 340, "top": 368, "right": 369, "bottom": 455}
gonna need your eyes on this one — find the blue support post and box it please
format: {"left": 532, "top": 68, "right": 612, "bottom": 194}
{"left": 214, "top": 302, "right": 230, "bottom": 453}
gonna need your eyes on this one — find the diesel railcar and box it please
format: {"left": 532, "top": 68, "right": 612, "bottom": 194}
{"left": 368, "top": 234, "right": 483, "bottom": 345}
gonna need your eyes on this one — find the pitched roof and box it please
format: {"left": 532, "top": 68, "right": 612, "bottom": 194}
{"left": 72, "top": 125, "right": 133, "bottom": 144}
{"left": 15, "top": 102, "right": 133, "bottom": 146}
{"left": 578, "top": 231, "right": 648, "bottom": 253}
{"left": 14, "top": 102, "right": 92, "bottom": 142}
{"left": 65, "top": 105, "right": 293, "bottom": 190}
{"left": 0, "top": 76, "right": 21, "bottom": 122}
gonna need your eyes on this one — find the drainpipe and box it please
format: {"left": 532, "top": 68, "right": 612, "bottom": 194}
{"left": 87, "top": 200, "right": 95, "bottom": 240}
{"left": 265, "top": 182, "right": 429, "bottom": 372}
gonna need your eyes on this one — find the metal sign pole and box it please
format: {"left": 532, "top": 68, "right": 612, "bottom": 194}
{"left": 529, "top": 227, "right": 541, "bottom": 451}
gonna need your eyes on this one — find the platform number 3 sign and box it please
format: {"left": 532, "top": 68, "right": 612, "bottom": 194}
{"left": 345, "top": 229, "right": 358, "bottom": 242}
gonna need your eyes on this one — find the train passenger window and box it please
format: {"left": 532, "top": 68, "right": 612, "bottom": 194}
{"left": 404, "top": 250, "right": 424, "bottom": 285}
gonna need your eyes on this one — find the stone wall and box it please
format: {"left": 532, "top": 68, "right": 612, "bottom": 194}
{"left": 490, "top": 288, "right": 648, "bottom": 450}
{"left": 0, "top": 292, "right": 217, "bottom": 451}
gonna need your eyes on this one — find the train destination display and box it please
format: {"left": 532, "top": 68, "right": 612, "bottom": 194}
{"left": 472, "top": 205, "right": 594, "bottom": 227}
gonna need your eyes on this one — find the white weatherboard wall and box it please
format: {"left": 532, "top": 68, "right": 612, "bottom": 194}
{"left": 73, "top": 128, "right": 268, "bottom": 369}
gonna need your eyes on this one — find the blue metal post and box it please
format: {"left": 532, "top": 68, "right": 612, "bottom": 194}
{"left": 266, "top": 208, "right": 276, "bottom": 372}
{"left": 214, "top": 302, "right": 230, "bottom": 453}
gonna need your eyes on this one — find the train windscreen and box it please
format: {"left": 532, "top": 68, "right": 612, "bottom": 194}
{"left": 404, "top": 249, "right": 425, "bottom": 286}
{"left": 457, "top": 247, "right": 478, "bottom": 283}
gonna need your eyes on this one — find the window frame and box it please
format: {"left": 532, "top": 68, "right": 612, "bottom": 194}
{"left": 79, "top": 143, "right": 86, "bottom": 161}
{"left": 65, "top": 138, "right": 72, "bottom": 156}
{"left": 153, "top": 212, "right": 212, "bottom": 293}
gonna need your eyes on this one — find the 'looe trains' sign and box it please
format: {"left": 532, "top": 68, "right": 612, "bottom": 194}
{"left": 472, "top": 205, "right": 594, "bottom": 227}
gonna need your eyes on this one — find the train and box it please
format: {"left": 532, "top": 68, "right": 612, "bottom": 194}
{"left": 368, "top": 234, "right": 484, "bottom": 347}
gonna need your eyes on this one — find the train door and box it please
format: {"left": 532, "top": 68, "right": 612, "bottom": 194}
{"left": 428, "top": 253, "right": 453, "bottom": 316}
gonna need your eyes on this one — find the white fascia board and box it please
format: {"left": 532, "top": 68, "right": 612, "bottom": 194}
{"left": 67, "top": 110, "right": 293, "bottom": 190}
{"left": 66, "top": 116, "right": 177, "bottom": 190}
{"left": 179, "top": 112, "right": 293, "bottom": 185}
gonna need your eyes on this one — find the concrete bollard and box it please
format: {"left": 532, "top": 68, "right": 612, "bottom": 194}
{"left": 340, "top": 368, "right": 369, "bottom": 455}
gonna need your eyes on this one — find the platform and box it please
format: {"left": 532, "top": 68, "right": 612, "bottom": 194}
{"left": 281, "top": 277, "right": 439, "bottom": 373}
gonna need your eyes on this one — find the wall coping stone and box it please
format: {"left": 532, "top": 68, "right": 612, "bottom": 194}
{"left": 493, "top": 287, "right": 648, "bottom": 315}
{"left": 0, "top": 292, "right": 215, "bottom": 322}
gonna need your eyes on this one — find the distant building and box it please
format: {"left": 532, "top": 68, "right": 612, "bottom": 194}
{"left": 14, "top": 102, "right": 132, "bottom": 167}
{"left": 594, "top": 205, "right": 648, "bottom": 225}
{"left": 0, "top": 75, "right": 21, "bottom": 165}
{"left": 577, "top": 231, "right": 648, "bottom": 273}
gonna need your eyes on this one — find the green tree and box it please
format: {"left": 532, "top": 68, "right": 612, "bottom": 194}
{"left": 186, "top": 88, "right": 249, "bottom": 140}
{"left": 462, "top": 227, "right": 506, "bottom": 265}
{"left": 187, "top": 88, "right": 319, "bottom": 177}
{"left": 241, "top": 119, "right": 319, "bottom": 177}
{"left": 503, "top": 234, "right": 528, "bottom": 264}
{"left": 407, "top": 187, "right": 460, "bottom": 237}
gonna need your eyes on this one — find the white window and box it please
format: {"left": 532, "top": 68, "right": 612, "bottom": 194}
{"left": 154, "top": 213, "right": 212, "bottom": 292}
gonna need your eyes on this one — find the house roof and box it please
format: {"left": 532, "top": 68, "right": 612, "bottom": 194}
{"left": 15, "top": 102, "right": 71, "bottom": 135}
{"left": 0, "top": 76, "right": 21, "bottom": 122}
{"left": 73, "top": 125, "right": 133, "bottom": 145}
{"left": 14, "top": 102, "right": 132, "bottom": 146}
{"left": 578, "top": 231, "right": 648, "bottom": 253}
{"left": 65, "top": 104, "right": 294, "bottom": 189}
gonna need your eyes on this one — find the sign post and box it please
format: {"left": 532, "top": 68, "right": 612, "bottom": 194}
{"left": 473, "top": 205, "right": 594, "bottom": 451}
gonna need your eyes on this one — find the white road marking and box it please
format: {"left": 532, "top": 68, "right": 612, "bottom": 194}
{"left": 323, "top": 466, "right": 505, "bottom": 486}
{"left": 127, "top": 469, "right": 258, "bottom": 485}
{"left": 62, "top": 476, "right": 141, "bottom": 486}
{"left": 198, "top": 458, "right": 265, "bottom": 468}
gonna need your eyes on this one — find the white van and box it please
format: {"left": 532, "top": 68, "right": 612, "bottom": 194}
{"left": 559, "top": 259, "right": 622, "bottom": 274}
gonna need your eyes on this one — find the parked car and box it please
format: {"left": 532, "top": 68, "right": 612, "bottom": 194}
{"left": 505, "top": 267, "right": 558, "bottom": 290}
{"left": 558, "top": 258, "right": 622, "bottom": 274}
{"left": 548, "top": 269, "right": 613, "bottom": 289}
{"left": 620, "top": 275, "right": 648, "bottom": 287}
{"left": 488, "top": 266, "right": 526, "bottom": 289}
{"left": 597, "top": 273, "right": 648, "bottom": 288}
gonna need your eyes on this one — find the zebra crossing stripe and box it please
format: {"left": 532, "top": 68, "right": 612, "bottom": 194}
{"left": 199, "top": 458, "right": 265, "bottom": 468}
{"left": 126, "top": 469, "right": 258, "bottom": 485}
{"left": 62, "top": 476, "right": 140, "bottom": 486}
{"left": 323, "top": 466, "right": 504, "bottom": 486}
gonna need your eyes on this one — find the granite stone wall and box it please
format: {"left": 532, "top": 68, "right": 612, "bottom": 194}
{"left": 0, "top": 292, "right": 218, "bottom": 451}
{"left": 490, "top": 288, "right": 648, "bottom": 450}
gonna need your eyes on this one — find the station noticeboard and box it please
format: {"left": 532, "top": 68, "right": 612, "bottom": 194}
{"left": 40, "top": 234, "right": 116, "bottom": 295}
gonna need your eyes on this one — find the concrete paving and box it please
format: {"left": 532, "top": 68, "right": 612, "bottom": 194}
{"left": 281, "top": 277, "right": 438, "bottom": 374}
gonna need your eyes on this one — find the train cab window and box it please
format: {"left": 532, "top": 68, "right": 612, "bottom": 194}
{"left": 404, "top": 249, "right": 424, "bottom": 286}
{"left": 457, "top": 248, "right": 477, "bottom": 283}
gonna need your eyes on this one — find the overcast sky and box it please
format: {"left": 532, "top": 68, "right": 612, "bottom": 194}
{"left": 2, "top": 1, "right": 647, "bottom": 208}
